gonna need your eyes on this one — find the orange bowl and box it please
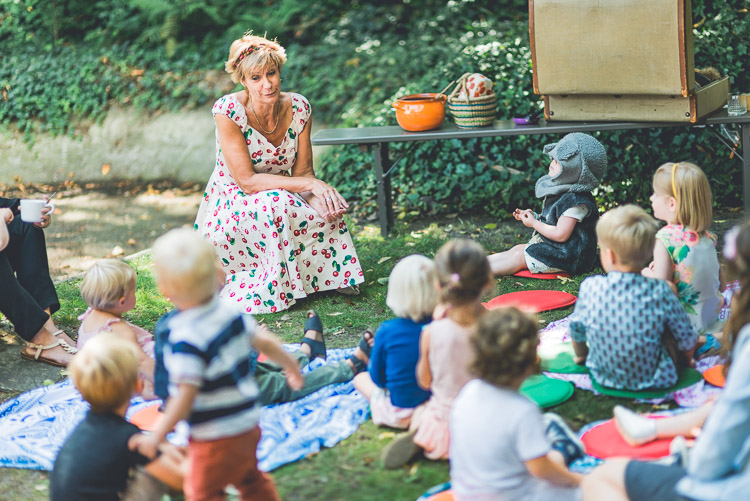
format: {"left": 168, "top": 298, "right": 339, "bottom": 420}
{"left": 392, "top": 93, "right": 446, "bottom": 132}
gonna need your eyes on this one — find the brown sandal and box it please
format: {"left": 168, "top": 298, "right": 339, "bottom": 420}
{"left": 20, "top": 330, "right": 78, "bottom": 367}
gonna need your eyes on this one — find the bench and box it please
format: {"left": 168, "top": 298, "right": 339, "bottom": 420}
{"left": 311, "top": 111, "right": 750, "bottom": 236}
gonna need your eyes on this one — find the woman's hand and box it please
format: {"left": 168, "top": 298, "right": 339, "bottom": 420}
{"left": 308, "top": 178, "right": 349, "bottom": 218}
{"left": 0, "top": 208, "right": 13, "bottom": 224}
{"left": 34, "top": 198, "right": 53, "bottom": 229}
{"left": 305, "top": 192, "right": 344, "bottom": 223}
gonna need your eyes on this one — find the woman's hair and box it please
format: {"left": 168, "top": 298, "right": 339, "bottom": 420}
{"left": 653, "top": 162, "right": 713, "bottom": 233}
{"left": 80, "top": 259, "right": 136, "bottom": 310}
{"left": 386, "top": 254, "right": 438, "bottom": 322}
{"left": 434, "top": 239, "right": 491, "bottom": 306}
{"left": 596, "top": 205, "right": 659, "bottom": 269}
{"left": 69, "top": 333, "right": 139, "bottom": 412}
{"left": 470, "top": 307, "right": 539, "bottom": 387}
{"left": 152, "top": 228, "right": 218, "bottom": 305}
{"left": 225, "top": 33, "right": 287, "bottom": 84}
{"left": 722, "top": 223, "right": 750, "bottom": 373}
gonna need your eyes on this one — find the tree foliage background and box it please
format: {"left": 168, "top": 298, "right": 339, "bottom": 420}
{"left": 1, "top": 0, "right": 748, "bottom": 215}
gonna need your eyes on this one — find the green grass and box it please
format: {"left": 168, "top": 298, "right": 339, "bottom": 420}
{"left": 1, "top": 214, "right": 678, "bottom": 500}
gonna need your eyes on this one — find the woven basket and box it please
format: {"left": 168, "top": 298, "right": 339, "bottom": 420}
{"left": 447, "top": 73, "right": 497, "bottom": 128}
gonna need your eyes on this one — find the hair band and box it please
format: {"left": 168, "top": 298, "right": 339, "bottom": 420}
{"left": 233, "top": 46, "right": 258, "bottom": 69}
{"left": 671, "top": 162, "right": 678, "bottom": 197}
{"left": 450, "top": 273, "right": 460, "bottom": 284}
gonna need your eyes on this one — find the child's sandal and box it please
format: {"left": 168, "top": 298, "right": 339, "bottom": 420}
{"left": 300, "top": 310, "right": 326, "bottom": 360}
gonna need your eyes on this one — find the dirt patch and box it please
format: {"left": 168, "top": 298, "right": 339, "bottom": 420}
{"left": 1, "top": 180, "right": 205, "bottom": 280}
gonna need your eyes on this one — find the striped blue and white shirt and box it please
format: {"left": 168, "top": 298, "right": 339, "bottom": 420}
{"left": 164, "top": 296, "right": 260, "bottom": 440}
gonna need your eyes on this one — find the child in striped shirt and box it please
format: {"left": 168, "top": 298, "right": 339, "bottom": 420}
{"left": 132, "top": 228, "right": 303, "bottom": 501}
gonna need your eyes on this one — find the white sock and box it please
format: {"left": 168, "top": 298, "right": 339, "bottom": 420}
{"left": 613, "top": 405, "right": 657, "bottom": 446}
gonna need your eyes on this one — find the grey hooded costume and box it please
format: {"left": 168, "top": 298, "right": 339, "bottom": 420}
{"left": 526, "top": 133, "right": 607, "bottom": 274}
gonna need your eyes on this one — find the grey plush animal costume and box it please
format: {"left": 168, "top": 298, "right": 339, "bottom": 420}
{"left": 535, "top": 132, "right": 607, "bottom": 198}
{"left": 526, "top": 133, "right": 607, "bottom": 274}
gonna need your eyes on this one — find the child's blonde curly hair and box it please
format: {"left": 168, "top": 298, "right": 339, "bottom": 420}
{"left": 470, "top": 307, "right": 539, "bottom": 388}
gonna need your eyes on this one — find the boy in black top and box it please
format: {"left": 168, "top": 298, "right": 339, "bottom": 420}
{"left": 50, "top": 333, "right": 185, "bottom": 501}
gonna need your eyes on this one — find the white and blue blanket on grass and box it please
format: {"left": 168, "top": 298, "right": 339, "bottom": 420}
{"left": 0, "top": 347, "right": 368, "bottom": 471}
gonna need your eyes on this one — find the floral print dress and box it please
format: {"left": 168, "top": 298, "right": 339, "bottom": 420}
{"left": 194, "top": 93, "right": 364, "bottom": 314}
{"left": 656, "top": 224, "right": 722, "bottom": 334}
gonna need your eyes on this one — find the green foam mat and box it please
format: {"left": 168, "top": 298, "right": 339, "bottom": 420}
{"left": 519, "top": 374, "right": 575, "bottom": 408}
{"left": 590, "top": 368, "right": 703, "bottom": 399}
{"left": 538, "top": 342, "right": 590, "bottom": 374}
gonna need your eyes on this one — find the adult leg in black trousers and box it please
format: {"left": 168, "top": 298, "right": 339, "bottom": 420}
{"left": 1, "top": 218, "right": 76, "bottom": 366}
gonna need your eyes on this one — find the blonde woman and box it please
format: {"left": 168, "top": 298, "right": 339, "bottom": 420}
{"left": 194, "top": 33, "right": 364, "bottom": 315}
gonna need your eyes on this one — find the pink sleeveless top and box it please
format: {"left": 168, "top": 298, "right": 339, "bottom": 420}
{"left": 77, "top": 308, "right": 156, "bottom": 358}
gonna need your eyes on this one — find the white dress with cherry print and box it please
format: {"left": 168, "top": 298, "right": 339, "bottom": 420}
{"left": 194, "top": 93, "right": 364, "bottom": 314}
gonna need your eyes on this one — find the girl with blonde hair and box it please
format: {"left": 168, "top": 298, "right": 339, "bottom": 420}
{"left": 644, "top": 162, "right": 723, "bottom": 342}
{"left": 78, "top": 259, "right": 156, "bottom": 400}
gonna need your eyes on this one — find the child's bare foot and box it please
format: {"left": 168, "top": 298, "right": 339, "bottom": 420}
{"left": 300, "top": 310, "right": 326, "bottom": 360}
{"left": 347, "top": 329, "right": 374, "bottom": 375}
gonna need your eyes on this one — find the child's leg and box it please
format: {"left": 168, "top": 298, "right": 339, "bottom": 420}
{"left": 487, "top": 244, "right": 528, "bottom": 276}
{"left": 581, "top": 459, "right": 630, "bottom": 501}
{"left": 234, "top": 427, "right": 281, "bottom": 501}
{"left": 353, "top": 371, "right": 376, "bottom": 401}
{"left": 614, "top": 402, "right": 714, "bottom": 446}
{"left": 185, "top": 428, "right": 280, "bottom": 501}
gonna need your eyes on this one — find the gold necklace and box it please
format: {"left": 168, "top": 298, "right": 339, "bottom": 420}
{"left": 249, "top": 98, "right": 281, "bottom": 135}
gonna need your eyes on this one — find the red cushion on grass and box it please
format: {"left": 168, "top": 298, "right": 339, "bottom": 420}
{"left": 483, "top": 290, "right": 577, "bottom": 313}
{"left": 129, "top": 403, "right": 163, "bottom": 432}
{"left": 514, "top": 270, "right": 571, "bottom": 279}
{"left": 703, "top": 364, "right": 726, "bottom": 387}
{"left": 581, "top": 418, "right": 672, "bottom": 460}
{"left": 423, "top": 491, "right": 455, "bottom": 501}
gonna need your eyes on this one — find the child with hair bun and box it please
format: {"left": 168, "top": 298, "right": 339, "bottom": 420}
{"left": 354, "top": 254, "right": 438, "bottom": 430}
{"left": 488, "top": 132, "right": 607, "bottom": 276}
{"left": 643, "top": 162, "right": 723, "bottom": 338}
{"left": 381, "top": 239, "right": 491, "bottom": 468}
{"left": 450, "top": 307, "right": 583, "bottom": 501}
{"left": 78, "top": 259, "right": 156, "bottom": 400}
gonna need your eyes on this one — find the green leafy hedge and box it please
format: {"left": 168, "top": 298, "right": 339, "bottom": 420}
{"left": 1, "top": 0, "right": 748, "bottom": 214}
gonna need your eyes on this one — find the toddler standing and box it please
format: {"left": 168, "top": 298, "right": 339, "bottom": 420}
{"left": 353, "top": 254, "right": 438, "bottom": 429}
{"left": 643, "top": 162, "right": 723, "bottom": 336}
{"left": 382, "top": 239, "right": 491, "bottom": 468}
{"left": 570, "top": 205, "right": 698, "bottom": 390}
{"left": 450, "top": 307, "right": 583, "bottom": 501}
{"left": 488, "top": 133, "right": 607, "bottom": 275}
{"left": 78, "top": 259, "right": 156, "bottom": 400}
{"left": 133, "top": 228, "right": 303, "bottom": 501}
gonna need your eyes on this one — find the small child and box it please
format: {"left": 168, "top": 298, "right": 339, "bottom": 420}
{"left": 570, "top": 205, "right": 698, "bottom": 390}
{"left": 50, "top": 333, "right": 185, "bottom": 501}
{"left": 642, "top": 162, "right": 723, "bottom": 337}
{"left": 450, "top": 307, "right": 583, "bottom": 501}
{"left": 78, "top": 259, "right": 156, "bottom": 400}
{"left": 353, "top": 254, "right": 438, "bottom": 429}
{"left": 382, "top": 240, "right": 491, "bottom": 468}
{"left": 133, "top": 228, "right": 303, "bottom": 501}
{"left": 488, "top": 132, "right": 607, "bottom": 276}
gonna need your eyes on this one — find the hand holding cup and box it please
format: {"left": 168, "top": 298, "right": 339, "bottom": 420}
{"left": 20, "top": 198, "right": 55, "bottom": 228}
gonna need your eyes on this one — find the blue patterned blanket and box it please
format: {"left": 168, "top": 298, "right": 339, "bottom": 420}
{"left": 0, "top": 347, "right": 368, "bottom": 471}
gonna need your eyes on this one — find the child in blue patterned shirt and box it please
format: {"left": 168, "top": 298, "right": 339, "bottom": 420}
{"left": 570, "top": 205, "right": 698, "bottom": 390}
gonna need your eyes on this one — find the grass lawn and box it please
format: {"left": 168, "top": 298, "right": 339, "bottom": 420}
{"left": 0, "top": 212, "right": 714, "bottom": 500}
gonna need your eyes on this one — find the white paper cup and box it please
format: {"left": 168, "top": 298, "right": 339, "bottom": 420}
{"left": 20, "top": 199, "right": 55, "bottom": 223}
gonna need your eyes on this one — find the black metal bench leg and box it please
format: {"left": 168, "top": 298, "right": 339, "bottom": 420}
{"left": 373, "top": 142, "right": 394, "bottom": 236}
{"left": 743, "top": 123, "right": 750, "bottom": 219}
